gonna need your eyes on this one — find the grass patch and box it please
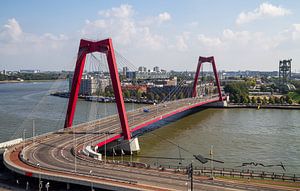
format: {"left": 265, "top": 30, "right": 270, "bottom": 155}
{"left": 288, "top": 92, "right": 300, "bottom": 103}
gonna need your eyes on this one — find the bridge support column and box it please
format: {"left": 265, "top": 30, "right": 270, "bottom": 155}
{"left": 100, "top": 137, "right": 140, "bottom": 154}
{"left": 119, "top": 137, "right": 140, "bottom": 154}
{"left": 205, "top": 100, "right": 228, "bottom": 107}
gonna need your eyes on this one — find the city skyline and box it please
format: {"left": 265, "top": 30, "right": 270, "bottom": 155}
{"left": 0, "top": 1, "right": 300, "bottom": 72}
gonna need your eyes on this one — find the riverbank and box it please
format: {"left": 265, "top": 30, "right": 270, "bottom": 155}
{"left": 51, "top": 91, "right": 157, "bottom": 104}
{"left": 0, "top": 79, "right": 65, "bottom": 84}
{"left": 226, "top": 103, "right": 300, "bottom": 110}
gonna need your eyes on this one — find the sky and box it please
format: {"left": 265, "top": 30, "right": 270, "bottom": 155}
{"left": 0, "top": 0, "right": 300, "bottom": 72}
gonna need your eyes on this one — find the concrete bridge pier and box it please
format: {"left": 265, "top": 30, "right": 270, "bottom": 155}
{"left": 98, "top": 137, "right": 140, "bottom": 155}
{"left": 205, "top": 100, "right": 228, "bottom": 107}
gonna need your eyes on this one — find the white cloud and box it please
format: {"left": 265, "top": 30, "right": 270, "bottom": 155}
{"left": 99, "top": 4, "right": 134, "bottom": 18}
{"left": 236, "top": 2, "right": 291, "bottom": 25}
{"left": 291, "top": 24, "right": 300, "bottom": 40}
{"left": 0, "top": 18, "right": 23, "bottom": 42}
{"left": 198, "top": 34, "right": 222, "bottom": 47}
{"left": 0, "top": 18, "right": 68, "bottom": 55}
{"left": 157, "top": 12, "right": 171, "bottom": 23}
{"left": 175, "top": 32, "right": 190, "bottom": 51}
{"left": 82, "top": 4, "right": 166, "bottom": 50}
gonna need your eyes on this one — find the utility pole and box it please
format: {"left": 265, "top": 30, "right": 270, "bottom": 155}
{"left": 210, "top": 145, "right": 214, "bottom": 179}
{"left": 104, "top": 132, "right": 107, "bottom": 164}
{"left": 23, "top": 129, "right": 26, "bottom": 149}
{"left": 32, "top": 120, "right": 35, "bottom": 145}
{"left": 73, "top": 130, "right": 77, "bottom": 173}
{"left": 187, "top": 162, "right": 193, "bottom": 191}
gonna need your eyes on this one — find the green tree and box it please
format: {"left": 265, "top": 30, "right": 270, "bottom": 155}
{"left": 251, "top": 96, "right": 256, "bottom": 104}
{"left": 280, "top": 96, "right": 285, "bottom": 104}
{"left": 257, "top": 97, "right": 262, "bottom": 104}
{"left": 269, "top": 96, "right": 275, "bottom": 104}
{"left": 124, "top": 90, "right": 130, "bottom": 98}
{"left": 136, "top": 90, "right": 142, "bottom": 100}
{"left": 275, "top": 96, "right": 280, "bottom": 104}
{"left": 178, "top": 92, "right": 184, "bottom": 99}
{"left": 147, "top": 92, "right": 155, "bottom": 100}
{"left": 262, "top": 97, "right": 267, "bottom": 105}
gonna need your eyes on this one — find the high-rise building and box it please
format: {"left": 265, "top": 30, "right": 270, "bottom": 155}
{"left": 123, "top": 67, "right": 128, "bottom": 77}
{"left": 153, "top": 66, "right": 160, "bottom": 72}
{"left": 138, "top": 66, "right": 147, "bottom": 72}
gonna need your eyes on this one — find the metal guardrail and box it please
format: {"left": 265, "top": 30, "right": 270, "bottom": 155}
{"left": 159, "top": 164, "right": 300, "bottom": 182}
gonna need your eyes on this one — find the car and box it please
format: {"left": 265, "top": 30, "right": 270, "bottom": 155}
{"left": 143, "top": 108, "right": 150, "bottom": 113}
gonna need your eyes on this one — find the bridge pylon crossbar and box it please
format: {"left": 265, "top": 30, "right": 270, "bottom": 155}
{"left": 64, "top": 38, "right": 131, "bottom": 140}
{"left": 192, "top": 56, "right": 222, "bottom": 101}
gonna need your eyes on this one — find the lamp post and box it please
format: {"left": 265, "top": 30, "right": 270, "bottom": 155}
{"left": 112, "top": 148, "right": 115, "bottom": 162}
{"left": 73, "top": 129, "right": 77, "bottom": 173}
{"left": 89, "top": 170, "right": 93, "bottom": 191}
{"left": 104, "top": 132, "right": 107, "bottom": 164}
{"left": 37, "top": 163, "right": 42, "bottom": 191}
{"left": 45, "top": 182, "right": 50, "bottom": 191}
{"left": 32, "top": 120, "right": 35, "bottom": 145}
{"left": 210, "top": 145, "right": 214, "bottom": 179}
{"left": 23, "top": 129, "right": 26, "bottom": 149}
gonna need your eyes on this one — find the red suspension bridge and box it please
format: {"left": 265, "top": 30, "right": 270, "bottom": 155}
{"left": 5, "top": 38, "right": 276, "bottom": 191}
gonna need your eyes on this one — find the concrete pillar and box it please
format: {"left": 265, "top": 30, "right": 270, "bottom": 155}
{"left": 101, "top": 137, "right": 140, "bottom": 155}
{"left": 120, "top": 137, "right": 140, "bottom": 153}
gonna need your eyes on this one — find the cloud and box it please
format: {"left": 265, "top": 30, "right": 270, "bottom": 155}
{"left": 0, "top": 18, "right": 68, "bottom": 55}
{"left": 99, "top": 4, "right": 134, "bottom": 18}
{"left": 198, "top": 34, "right": 222, "bottom": 47}
{"left": 175, "top": 32, "right": 190, "bottom": 51}
{"left": 236, "top": 2, "right": 291, "bottom": 25}
{"left": 0, "top": 18, "right": 23, "bottom": 42}
{"left": 82, "top": 4, "right": 166, "bottom": 50}
{"left": 157, "top": 12, "right": 171, "bottom": 23}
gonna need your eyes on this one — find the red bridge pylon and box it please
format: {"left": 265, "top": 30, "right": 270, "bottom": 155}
{"left": 64, "top": 38, "right": 131, "bottom": 140}
{"left": 192, "top": 56, "right": 222, "bottom": 101}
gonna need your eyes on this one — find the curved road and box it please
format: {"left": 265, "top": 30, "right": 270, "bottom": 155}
{"left": 4, "top": 96, "right": 294, "bottom": 190}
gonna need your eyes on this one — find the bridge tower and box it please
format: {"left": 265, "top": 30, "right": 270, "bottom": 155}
{"left": 192, "top": 56, "right": 222, "bottom": 101}
{"left": 64, "top": 38, "right": 131, "bottom": 141}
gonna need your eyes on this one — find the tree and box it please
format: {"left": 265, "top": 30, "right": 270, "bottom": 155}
{"left": 155, "top": 94, "right": 160, "bottom": 101}
{"left": 147, "top": 92, "right": 155, "bottom": 100}
{"left": 257, "top": 97, "right": 262, "bottom": 104}
{"left": 262, "top": 97, "right": 268, "bottom": 105}
{"left": 224, "top": 82, "right": 249, "bottom": 103}
{"left": 260, "top": 85, "right": 268, "bottom": 92}
{"left": 124, "top": 90, "right": 130, "bottom": 98}
{"left": 280, "top": 96, "right": 285, "bottom": 104}
{"left": 268, "top": 96, "right": 275, "bottom": 104}
{"left": 251, "top": 96, "right": 256, "bottom": 104}
{"left": 285, "top": 95, "right": 291, "bottom": 103}
{"left": 275, "top": 96, "right": 280, "bottom": 104}
{"left": 178, "top": 92, "right": 184, "bottom": 99}
{"left": 136, "top": 90, "right": 142, "bottom": 100}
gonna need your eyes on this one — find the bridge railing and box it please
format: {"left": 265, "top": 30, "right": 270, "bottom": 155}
{"left": 158, "top": 164, "right": 300, "bottom": 182}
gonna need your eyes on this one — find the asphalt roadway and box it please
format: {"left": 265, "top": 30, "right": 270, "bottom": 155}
{"left": 4, "top": 96, "right": 296, "bottom": 190}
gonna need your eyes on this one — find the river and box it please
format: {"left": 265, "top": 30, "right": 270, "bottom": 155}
{"left": 0, "top": 81, "right": 299, "bottom": 174}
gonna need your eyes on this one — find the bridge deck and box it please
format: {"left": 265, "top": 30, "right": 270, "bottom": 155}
{"left": 3, "top": 96, "right": 237, "bottom": 191}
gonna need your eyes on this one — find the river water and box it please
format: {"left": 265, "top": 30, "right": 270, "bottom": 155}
{"left": 0, "top": 81, "right": 299, "bottom": 174}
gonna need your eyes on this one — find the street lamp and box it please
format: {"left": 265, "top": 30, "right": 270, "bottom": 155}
{"left": 210, "top": 145, "right": 214, "bottom": 179}
{"left": 89, "top": 170, "right": 94, "bottom": 191}
{"left": 112, "top": 148, "right": 115, "bottom": 162}
{"left": 23, "top": 129, "right": 26, "bottom": 149}
{"left": 104, "top": 132, "right": 107, "bottom": 164}
{"left": 37, "top": 163, "right": 42, "bottom": 191}
{"left": 45, "top": 182, "right": 50, "bottom": 191}
{"left": 73, "top": 130, "right": 77, "bottom": 173}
